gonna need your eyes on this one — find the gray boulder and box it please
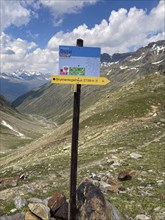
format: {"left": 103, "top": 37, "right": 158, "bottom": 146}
{"left": 76, "top": 181, "right": 126, "bottom": 220}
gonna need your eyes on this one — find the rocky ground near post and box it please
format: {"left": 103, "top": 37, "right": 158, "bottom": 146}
{"left": 0, "top": 73, "right": 165, "bottom": 219}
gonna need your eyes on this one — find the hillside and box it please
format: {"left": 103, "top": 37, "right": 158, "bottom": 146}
{"left": 13, "top": 40, "right": 165, "bottom": 125}
{"left": 0, "top": 72, "right": 165, "bottom": 219}
{"left": 0, "top": 40, "right": 165, "bottom": 219}
{"left": 0, "top": 95, "right": 55, "bottom": 152}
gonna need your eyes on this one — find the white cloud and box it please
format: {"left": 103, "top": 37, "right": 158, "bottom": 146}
{"left": 0, "top": 32, "right": 57, "bottom": 73}
{"left": 1, "top": 1, "right": 164, "bottom": 74}
{"left": 25, "top": 48, "right": 58, "bottom": 73}
{"left": 39, "top": 0, "right": 99, "bottom": 14}
{"left": 0, "top": 0, "right": 100, "bottom": 32}
{"left": 0, "top": 0, "right": 31, "bottom": 32}
{"left": 47, "top": 0, "right": 165, "bottom": 54}
{"left": 39, "top": 0, "right": 100, "bottom": 26}
{"left": 0, "top": 32, "right": 37, "bottom": 72}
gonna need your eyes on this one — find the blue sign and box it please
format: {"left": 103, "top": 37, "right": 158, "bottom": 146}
{"left": 59, "top": 45, "right": 101, "bottom": 77}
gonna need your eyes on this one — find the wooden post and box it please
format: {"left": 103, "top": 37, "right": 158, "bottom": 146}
{"left": 69, "top": 39, "right": 83, "bottom": 220}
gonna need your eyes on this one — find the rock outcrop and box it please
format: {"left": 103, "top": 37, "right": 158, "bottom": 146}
{"left": 76, "top": 181, "right": 126, "bottom": 220}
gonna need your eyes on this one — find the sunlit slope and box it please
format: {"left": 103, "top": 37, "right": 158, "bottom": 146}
{"left": 13, "top": 40, "right": 165, "bottom": 125}
{"left": 0, "top": 95, "right": 54, "bottom": 151}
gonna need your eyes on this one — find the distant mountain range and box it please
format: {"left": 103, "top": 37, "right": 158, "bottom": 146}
{"left": 12, "top": 40, "right": 165, "bottom": 124}
{"left": 1, "top": 40, "right": 165, "bottom": 102}
{"left": 101, "top": 51, "right": 133, "bottom": 63}
{"left": 0, "top": 70, "right": 50, "bottom": 101}
{"left": 0, "top": 41, "right": 165, "bottom": 218}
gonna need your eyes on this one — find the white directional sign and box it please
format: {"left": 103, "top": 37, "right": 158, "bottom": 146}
{"left": 59, "top": 45, "right": 101, "bottom": 77}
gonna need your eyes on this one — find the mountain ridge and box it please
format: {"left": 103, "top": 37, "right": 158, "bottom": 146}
{"left": 0, "top": 72, "right": 164, "bottom": 219}
{"left": 0, "top": 70, "right": 50, "bottom": 102}
{"left": 13, "top": 40, "right": 165, "bottom": 124}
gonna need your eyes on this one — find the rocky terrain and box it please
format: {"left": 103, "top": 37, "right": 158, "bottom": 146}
{"left": 0, "top": 40, "right": 165, "bottom": 219}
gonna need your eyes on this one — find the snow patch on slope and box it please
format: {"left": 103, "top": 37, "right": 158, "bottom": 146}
{"left": 1, "top": 120, "right": 25, "bottom": 137}
{"left": 152, "top": 59, "right": 164, "bottom": 65}
{"left": 152, "top": 44, "right": 165, "bottom": 55}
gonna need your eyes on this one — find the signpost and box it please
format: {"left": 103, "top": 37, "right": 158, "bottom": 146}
{"left": 59, "top": 45, "right": 100, "bottom": 77}
{"left": 51, "top": 39, "right": 110, "bottom": 220}
{"left": 51, "top": 75, "right": 110, "bottom": 85}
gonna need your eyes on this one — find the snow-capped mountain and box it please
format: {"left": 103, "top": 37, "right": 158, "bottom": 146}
{"left": 0, "top": 70, "right": 51, "bottom": 101}
{"left": 101, "top": 40, "right": 165, "bottom": 75}
{"left": 1, "top": 40, "right": 164, "bottom": 102}
{"left": 13, "top": 40, "right": 165, "bottom": 120}
{"left": 1, "top": 70, "right": 50, "bottom": 81}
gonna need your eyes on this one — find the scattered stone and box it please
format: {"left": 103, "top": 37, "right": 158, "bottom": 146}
{"left": 135, "top": 214, "right": 151, "bottom": 220}
{"left": 13, "top": 196, "right": 27, "bottom": 209}
{"left": 107, "top": 176, "right": 116, "bottom": 185}
{"left": 118, "top": 172, "right": 132, "bottom": 181}
{"left": 160, "top": 118, "right": 165, "bottom": 123}
{"left": 25, "top": 211, "right": 41, "bottom": 220}
{"left": 160, "top": 195, "right": 165, "bottom": 200}
{"left": 155, "top": 208, "right": 165, "bottom": 220}
{"left": 19, "top": 174, "right": 28, "bottom": 180}
{"left": 12, "top": 166, "right": 23, "bottom": 172}
{"left": 53, "top": 201, "right": 68, "bottom": 220}
{"left": 10, "top": 209, "right": 17, "bottom": 213}
{"left": 107, "top": 159, "right": 114, "bottom": 165}
{"left": 148, "top": 169, "right": 153, "bottom": 173}
{"left": 111, "top": 161, "right": 121, "bottom": 167}
{"left": 28, "top": 203, "right": 50, "bottom": 220}
{"left": 42, "top": 190, "right": 47, "bottom": 194}
{"left": 152, "top": 112, "right": 157, "bottom": 117}
{"left": 108, "top": 184, "right": 124, "bottom": 193}
{"left": 48, "top": 192, "right": 66, "bottom": 217}
{"left": 99, "top": 164, "right": 104, "bottom": 170}
{"left": 128, "top": 170, "right": 138, "bottom": 177}
{"left": 106, "top": 201, "right": 126, "bottom": 220}
{"left": 0, "top": 177, "right": 19, "bottom": 189}
{"left": 91, "top": 173, "right": 101, "bottom": 181}
{"left": 154, "top": 207, "right": 161, "bottom": 212}
{"left": 157, "top": 180, "right": 164, "bottom": 186}
{"left": 101, "top": 176, "right": 108, "bottom": 182}
{"left": 99, "top": 181, "right": 111, "bottom": 193}
{"left": 0, "top": 213, "right": 25, "bottom": 220}
{"left": 130, "top": 153, "right": 143, "bottom": 159}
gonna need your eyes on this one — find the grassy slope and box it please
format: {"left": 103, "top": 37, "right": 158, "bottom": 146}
{"left": 0, "top": 73, "right": 165, "bottom": 218}
{"left": 13, "top": 63, "right": 144, "bottom": 125}
{"left": 0, "top": 98, "right": 55, "bottom": 151}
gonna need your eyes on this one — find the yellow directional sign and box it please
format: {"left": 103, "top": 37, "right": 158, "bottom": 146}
{"left": 51, "top": 75, "right": 110, "bottom": 85}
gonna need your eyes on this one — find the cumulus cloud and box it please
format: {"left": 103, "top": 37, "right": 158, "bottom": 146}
{"left": 38, "top": 0, "right": 100, "bottom": 26}
{"left": 0, "top": 0, "right": 101, "bottom": 34}
{"left": 0, "top": 0, "right": 31, "bottom": 32}
{"left": 47, "top": 0, "right": 165, "bottom": 54}
{"left": 0, "top": 32, "right": 58, "bottom": 73}
{"left": 1, "top": 1, "right": 164, "bottom": 73}
{"left": 0, "top": 32, "right": 37, "bottom": 72}
{"left": 40, "top": 0, "right": 99, "bottom": 14}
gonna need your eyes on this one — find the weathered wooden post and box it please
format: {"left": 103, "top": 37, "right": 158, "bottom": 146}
{"left": 69, "top": 38, "right": 83, "bottom": 220}
{"left": 51, "top": 40, "right": 110, "bottom": 220}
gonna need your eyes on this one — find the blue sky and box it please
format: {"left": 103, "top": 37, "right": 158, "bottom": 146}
{"left": 0, "top": 0, "right": 164, "bottom": 73}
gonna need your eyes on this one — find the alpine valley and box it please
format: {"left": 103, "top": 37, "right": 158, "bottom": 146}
{"left": 0, "top": 40, "right": 165, "bottom": 219}
{"left": 0, "top": 70, "right": 50, "bottom": 101}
